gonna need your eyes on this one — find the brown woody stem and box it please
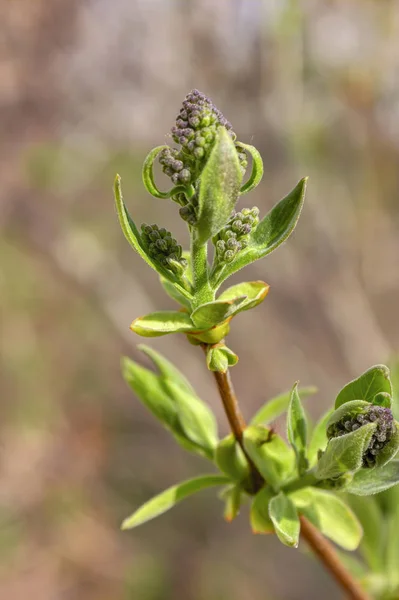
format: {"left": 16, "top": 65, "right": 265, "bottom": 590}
{"left": 209, "top": 365, "right": 370, "bottom": 600}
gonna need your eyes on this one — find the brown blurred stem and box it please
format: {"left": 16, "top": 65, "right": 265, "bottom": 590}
{"left": 209, "top": 365, "right": 370, "bottom": 600}
{"left": 299, "top": 517, "right": 370, "bottom": 600}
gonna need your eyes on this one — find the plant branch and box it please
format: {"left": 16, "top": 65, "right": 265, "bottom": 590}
{"left": 209, "top": 366, "right": 371, "bottom": 600}
{"left": 299, "top": 516, "right": 370, "bottom": 600}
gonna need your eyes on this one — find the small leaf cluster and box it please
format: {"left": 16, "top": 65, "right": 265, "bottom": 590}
{"left": 121, "top": 357, "right": 399, "bottom": 557}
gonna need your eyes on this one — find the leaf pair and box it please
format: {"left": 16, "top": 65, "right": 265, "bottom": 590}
{"left": 130, "top": 281, "right": 270, "bottom": 349}
{"left": 122, "top": 345, "right": 218, "bottom": 460}
{"left": 251, "top": 486, "right": 362, "bottom": 551}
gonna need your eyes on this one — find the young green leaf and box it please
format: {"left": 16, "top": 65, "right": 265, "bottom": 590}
{"left": 191, "top": 297, "right": 246, "bottom": 329}
{"left": 268, "top": 492, "right": 300, "bottom": 548}
{"left": 122, "top": 357, "right": 178, "bottom": 429}
{"left": 218, "top": 281, "right": 270, "bottom": 313}
{"left": 215, "top": 434, "right": 250, "bottom": 482}
{"left": 138, "top": 344, "right": 195, "bottom": 394}
{"left": 315, "top": 422, "right": 376, "bottom": 480}
{"left": 220, "top": 484, "right": 242, "bottom": 522}
{"left": 166, "top": 380, "right": 219, "bottom": 457}
{"left": 250, "top": 386, "right": 317, "bottom": 426}
{"left": 308, "top": 410, "right": 332, "bottom": 467}
{"left": 123, "top": 356, "right": 217, "bottom": 459}
{"left": 159, "top": 276, "right": 192, "bottom": 310}
{"left": 243, "top": 426, "right": 295, "bottom": 491}
{"left": 212, "top": 178, "right": 307, "bottom": 289}
{"left": 290, "top": 488, "right": 362, "bottom": 551}
{"left": 347, "top": 460, "right": 399, "bottom": 496}
{"left": 287, "top": 383, "right": 308, "bottom": 475}
{"left": 250, "top": 486, "right": 275, "bottom": 534}
{"left": 130, "top": 311, "right": 196, "bottom": 337}
{"left": 373, "top": 421, "right": 399, "bottom": 469}
{"left": 114, "top": 174, "right": 192, "bottom": 300}
{"left": 335, "top": 365, "right": 392, "bottom": 409}
{"left": 196, "top": 127, "right": 243, "bottom": 244}
{"left": 121, "top": 474, "right": 229, "bottom": 530}
{"left": 235, "top": 142, "right": 264, "bottom": 195}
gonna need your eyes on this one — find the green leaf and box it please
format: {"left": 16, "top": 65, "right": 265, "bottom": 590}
{"left": 290, "top": 488, "right": 362, "bottom": 550}
{"left": 315, "top": 422, "right": 377, "bottom": 480}
{"left": 213, "top": 178, "right": 307, "bottom": 288}
{"left": 130, "top": 311, "right": 196, "bottom": 337}
{"left": 220, "top": 484, "right": 242, "bottom": 522}
{"left": 326, "top": 400, "right": 370, "bottom": 431}
{"left": 191, "top": 297, "right": 246, "bottom": 329}
{"left": 122, "top": 357, "right": 178, "bottom": 430}
{"left": 218, "top": 281, "right": 270, "bottom": 314}
{"left": 335, "top": 365, "right": 392, "bottom": 409}
{"left": 159, "top": 276, "right": 192, "bottom": 310}
{"left": 122, "top": 356, "right": 217, "bottom": 459}
{"left": 196, "top": 127, "right": 243, "bottom": 244}
{"left": 206, "top": 344, "right": 239, "bottom": 373}
{"left": 166, "top": 381, "right": 219, "bottom": 457}
{"left": 250, "top": 486, "right": 275, "bottom": 534}
{"left": 347, "top": 495, "right": 384, "bottom": 571}
{"left": 347, "top": 460, "right": 399, "bottom": 496}
{"left": 269, "top": 492, "right": 300, "bottom": 548}
{"left": 373, "top": 421, "right": 399, "bottom": 469}
{"left": 142, "top": 146, "right": 188, "bottom": 200}
{"left": 121, "top": 475, "right": 229, "bottom": 530}
{"left": 138, "top": 344, "right": 195, "bottom": 395}
{"left": 308, "top": 410, "right": 332, "bottom": 467}
{"left": 113, "top": 174, "right": 192, "bottom": 300}
{"left": 373, "top": 392, "right": 392, "bottom": 408}
{"left": 250, "top": 386, "right": 317, "bottom": 426}
{"left": 215, "top": 434, "right": 250, "bottom": 482}
{"left": 235, "top": 142, "right": 264, "bottom": 195}
{"left": 243, "top": 426, "right": 295, "bottom": 491}
{"left": 287, "top": 383, "right": 308, "bottom": 475}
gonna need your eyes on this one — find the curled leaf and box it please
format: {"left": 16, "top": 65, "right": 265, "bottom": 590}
{"left": 236, "top": 142, "right": 264, "bottom": 195}
{"left": 142, "top": 146, "right": 187, "bottom": 199}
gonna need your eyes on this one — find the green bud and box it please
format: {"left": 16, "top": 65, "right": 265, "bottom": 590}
{"left": 215, "top": 434, "right": 250, "bottom": 482}
{"left": 206, "top": 343, "right": 239, "bottom": 372}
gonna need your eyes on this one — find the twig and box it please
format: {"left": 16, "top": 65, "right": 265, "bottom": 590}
{"left": 209, "top": 365, "right": 371, "bottom": 600}
{"left": 299, "top": 516, "right": 370, "bottom": 600}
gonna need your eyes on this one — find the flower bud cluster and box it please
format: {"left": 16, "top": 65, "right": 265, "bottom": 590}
{"left": 158, "top": 90, "right": 247, "bottom": 207}
{"left": 141, "top": 224, "right": 186, "bottom": 274}
{"left": 213, "top": 207, "right": 260, "bottom": 264}
{"left": 327, "top": 405, "right": 395, "bottom": 468}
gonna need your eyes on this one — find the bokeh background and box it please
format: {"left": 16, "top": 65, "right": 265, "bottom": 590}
{"left": 1, "top": 1, "right": 399, "bottom": 598}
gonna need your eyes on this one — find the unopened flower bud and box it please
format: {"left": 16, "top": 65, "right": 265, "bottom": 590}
{"left": 141, "top": 223, "right": 186, "bottom": 275}
{"left": 328, "top": 403, "right": 397, "bottom": 468}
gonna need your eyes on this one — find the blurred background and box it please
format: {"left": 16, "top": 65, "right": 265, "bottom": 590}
{"left": 1, "top": 0, "right": 399, "bottom": 598}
